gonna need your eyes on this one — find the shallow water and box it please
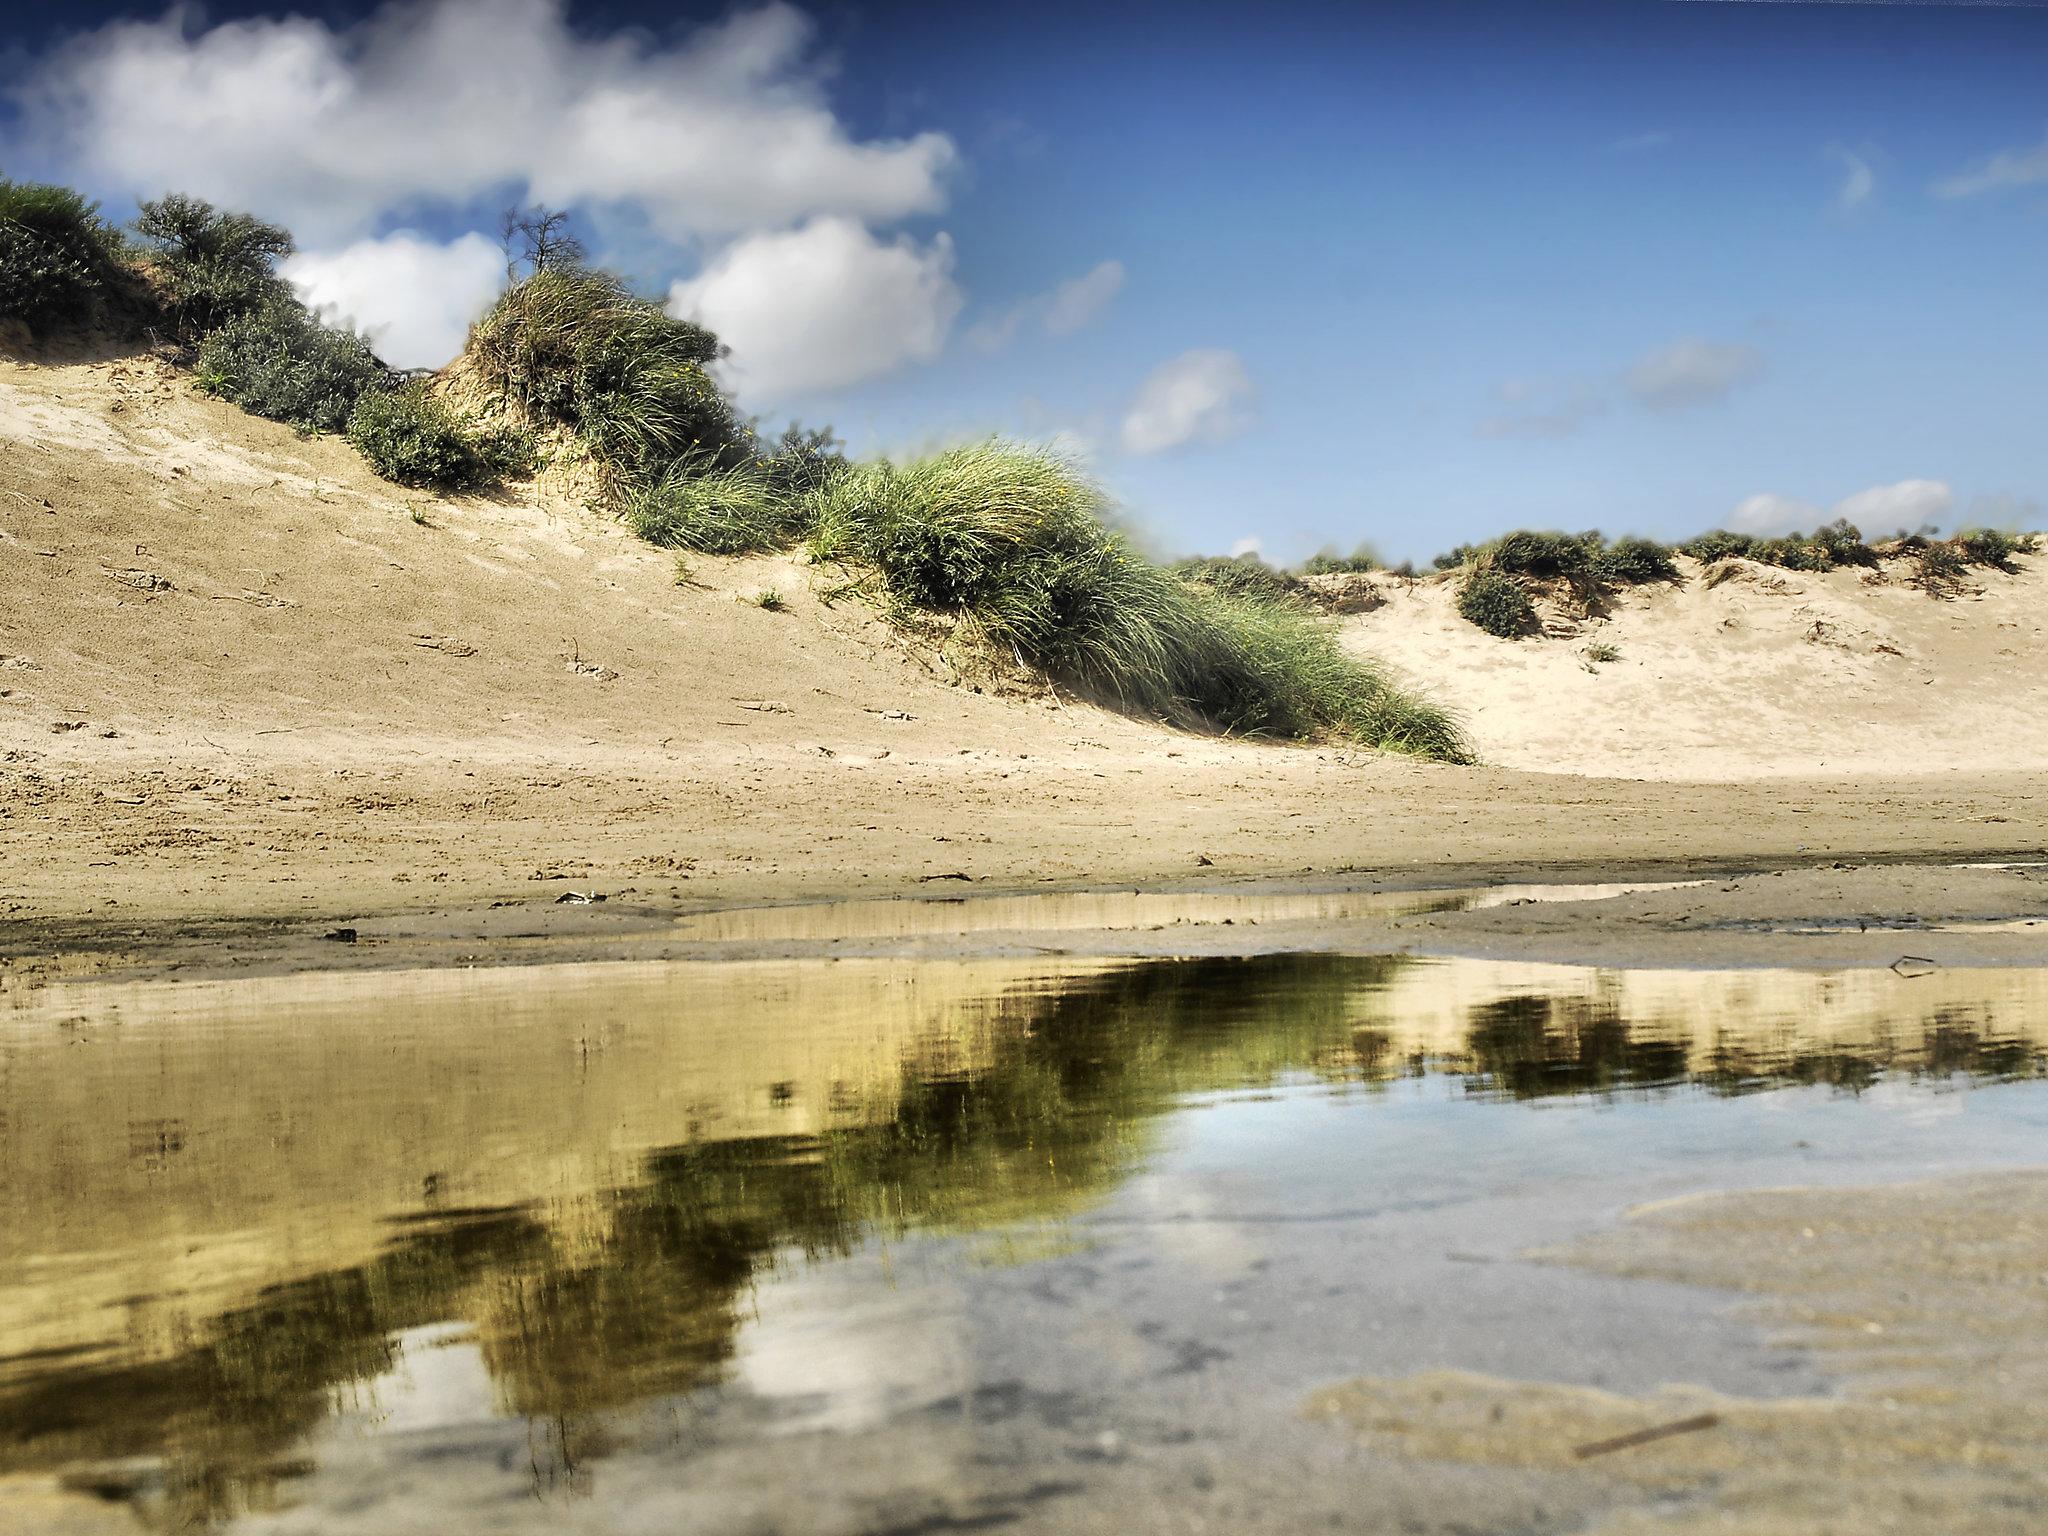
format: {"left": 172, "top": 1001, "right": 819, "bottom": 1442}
{"left": 3, "top": 948, "right": 2047, "bottom": 1533}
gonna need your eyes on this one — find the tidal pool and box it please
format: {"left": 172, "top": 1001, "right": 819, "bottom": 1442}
{"left": 2, "top": 949, "right": 2046, "bottom": 1533}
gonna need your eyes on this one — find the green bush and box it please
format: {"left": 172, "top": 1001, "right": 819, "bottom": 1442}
{"left": 762, "top": 422, "right": 849, "bottom": 495}
{"left": 1169, "top": 554, "right": 1306, "bottom": 605}
{"left": 1679, "top": 529, "right": 1757, "bottom": 565}
{"left": 1300, "top": 548, "right": 1378, "bottom": 575}
{"left": 1593, "top": 535, "right": 1678, "bottom": 584}
{"left": 132, "top": 193, "right": 295, "bottom": 341}
{"left": 196, "top": 305, "right": 384, "bottom": 432}
{"left": 346, "top": 380, "right": 530, "bottom": 489}
{"left": 1811, "top": 518, "right": 1877, "bottom": 568}
{"left": 1456, "top": 567, "right": 1536, "bottom": 638}
{"left": 467, "top": 267, "right": 749, "bottom": 487}
{"left": 802, "top": 442, "right": 1467, "bottom": 760}
{"left": 1487, "top": 529, "right": 1599, "bottom": 579}
{"left": 0, "top": 179, "right": 129, "bottom": 334}
{"left": 1951, "top": 528, "right": 2034, "bottom": 569}
{"left": 627, "top": 463, "right": 811, "bottom": 554}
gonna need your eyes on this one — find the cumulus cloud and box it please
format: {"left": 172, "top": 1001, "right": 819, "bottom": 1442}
{"left": 1729, "top": 493, "right": 1826, "bottom": 535}
{"left": 1728, "top": 479, "right": 1954, "bottom": 537}
{"left": 1833, "top": 478, "right": 1953, "bottom": 529}
{"left": 18, "top": 0, "right": 955, "bottom": 246}
{"left": 1932, "top": 133, "right": 2048, "bottom": 199}
{"left": 966, "top": 258, "right": 1125, "bottom": 352}
{"left": 1118, "top": 349, "right": 1255, "bottom": 456}
{"left": 668, "top": 217, "right": 961, "bottom": 404}
{"left": 1043, "top": 260, "right": 1126, "bottom": 335}
{"left": 1625, "top": 338, "right": 1767, "bottom": 411}
{"left": 1828, "top": 145, "right": 1874, "bottom": 212}
{"left": 283, "top": 232, "right": 501, "bottom": 369}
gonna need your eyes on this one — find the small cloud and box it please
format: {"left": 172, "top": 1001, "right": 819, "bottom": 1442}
{"left": 966, "top": 258, "right": 1125, "bottom": 353}
{"left": 1228, "top": 536, "right": 1263, "bottom": 559}
{"left": 1726, "top": 479, "right": 1955, "bottom": 537}
{"left": 1827, "top": 145, "right": 1875, "bottom": 212}
{"left": 1119, "top": 348, "right": 1255, "bottom": 456}
{"left": 1834, "top": 478, "right": 1953, "bottom": 530}
{"left": 1932, "top": 132, "right": 2048, "bottom": 199}
{"left": 1609, "top": 130, "right": 1672, "bottom": 154}
{"left": 1729, "top": 493, "right": 1826, "bottom": 535}
{"left": 1043, "top": 259, "right": 1126, "bottom": 336}
{"left": 1626, "top": 338, "right": 1767, "bottom": 411}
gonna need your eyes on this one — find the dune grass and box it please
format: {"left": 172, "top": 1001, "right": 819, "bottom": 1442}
{"left": 0, "top": 179, "right": 132, "bottom": 336}
{"left": 803, "top": 442, "right": 1469, "bottom": 760}
{"left": 627, "top": 463, "right": 810, "bottom": 554}
{"left": 466, "top": 267, "right": 750, "bottom": 487}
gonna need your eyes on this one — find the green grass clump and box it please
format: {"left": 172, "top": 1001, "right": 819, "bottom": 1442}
{"left": 1486, "top": 529, "right": 1600, "bottom": 579}
{"left": 1594, "top": 535, "right": 1678, "bottom": 584}
{"left": 753, "top": 588, "right": 786, "bottom": 612}
{"left": 1950, "top": 528, "right": 2036, "bottom": 569}
{"left": 132, "top": 194, "right": 295, "bottom": 342}
{"left": 467, "top": 267, "right": 750, "bottom": 487}
{"left": 1169, "top": 553, "right": 1306, "bottom": 605}
{"left": 805, "top": 442, "right": 1467, "bottom": 759}
{"left": 347, "top": 380, "right": 531, "bottom": 489}
{"left": 627, "top": 463, "right": 812, "bottom": 554}
{"left": 1456, "top": 566, "right": 1537, "bottom": 638}
{"left": 1681, "top": 519, "right": 1875, "bottom": 573}
{"left": 1300, "top": 547, "right": 1378, "bottom": 575}
{"left": 0, "top": 179, "right": 130, "bottom": 335}
{"left": 195, "top": 305, "right": 384, "bottom": 432}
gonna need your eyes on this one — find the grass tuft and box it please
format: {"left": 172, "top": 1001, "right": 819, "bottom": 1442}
{"left": 348, "top": 380, "right": 531, "bottom": 489}
{"left": 627, "top": 463, "right": 811, "bottom": 554}
{"left": 466, "top": 266, "right": 749, "bottom": 488}
{"left": 805, "top": 442, "right": 1468, "bottom": 759}
{"left": 0, "top": 179, "right": 131, "bottom": 337}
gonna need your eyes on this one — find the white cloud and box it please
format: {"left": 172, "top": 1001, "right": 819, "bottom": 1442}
{"left": 668, "top": 217, "right": 961, "bottom": 404}
{"left": 1043, "top": 260, "right": 1126, "bottom": 335}
{"left": 1228, "top": 536, "right": 1263, "bottom": 559}
{"left": 1625, "top": 338, "right": 1767, "bottom": 411}
{"left": 1828, "top": 146, "right": 1874, "bottom": 212}
{"left": 966, "top": 258, "right": 1125, "bottom": 353}
{"left": 283, "top": 232, "right": 501, "bottom": 370}
{"left": 18, "top": 0, "right": 955, "bottom": 246}
{"left": 1833, "top": 478, "right": 1953, "bottom": 530}
{"left": 1728, "top": 479, "right": 1954, "bottom": 537}
{"left": 1932, "top": 133, "right": 2048, "bottom": 199}
{"left": 1729, "top": 493, "right": 1826, "bottom": 535}
{"left": 1118, "top": 349, "right": 1255, "bottom": 456}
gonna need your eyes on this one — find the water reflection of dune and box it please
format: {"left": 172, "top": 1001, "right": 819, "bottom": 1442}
{"left": 1, "top": 951, "right": 2043, "bottom": 1530}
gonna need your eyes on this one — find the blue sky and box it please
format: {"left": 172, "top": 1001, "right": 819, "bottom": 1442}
{"left": 3, "top": 0, "right": 2046, "bottom": 562}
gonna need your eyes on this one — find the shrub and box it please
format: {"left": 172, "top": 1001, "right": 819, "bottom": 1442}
{"left": 1487, "top": 529, "right": 1599, "bottom": 579}
{"left": 1457, "top": 567, "right": 1536, "bottom": 638}
{"left": 803, "top": 441, "right": 1468, "bottom": 760}
{"left": 132, "top": 194, "right": 295, "bottom": 341}
{"left": 1169, "top": 554, "right": 1306, "bottom": 605}
{"left": 0, "top": 179, "right": 129, "bottom": 334}
{"left": 347, "top": 380, "right": 531, "bottom": 489}
{"left": 1593, "top": 535, "right": 1678, "bottom": 584}
{"left": 1912, "top": 540, "right": 1968, "bottom": 594}
{"left": 1951, "top": 528, "right": 2033, "bottom": 569}
{"left": 1300, "top": 547, "right": 1378, "bottom": 575}
{"left": 196, "top": 305, "right": 384, "bottom": 432}
{"left": 467, "top": 267, "right": 749, "bottom": 487}
{"left": 762, "top": 422, "right": 850, "bottom": 495}
{"left": 1680, "top": 530, "right": 1757, "bottom": 565}
{"left": 1811, "top": 518, "right": 1877, "bottom": 568}
{"left": 627, "top": 463, "right": 810, "bottom": 554}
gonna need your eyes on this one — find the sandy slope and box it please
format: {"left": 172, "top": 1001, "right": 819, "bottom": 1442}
{"left": 2, "top": 354, "right": 2046, "bottom": 958}
{"left": 1341, "top": 554, "right": 2048, "bottom": 778}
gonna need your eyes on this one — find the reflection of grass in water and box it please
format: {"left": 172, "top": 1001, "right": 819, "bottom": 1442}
{"left": 0, "top": 955, "right": 1403, "bottom": 1523}
{"left": 7, "top": 953, "right": 2044, "bottom": 1526}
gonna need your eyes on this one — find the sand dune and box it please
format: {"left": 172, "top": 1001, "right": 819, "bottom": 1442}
{"left": 3, "top": 354, "right": 2045, "bottom": 944}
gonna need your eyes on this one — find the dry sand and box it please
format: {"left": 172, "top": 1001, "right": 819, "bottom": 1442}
{"left": 3, "top": 354, "right": 2046, "bottom": 979}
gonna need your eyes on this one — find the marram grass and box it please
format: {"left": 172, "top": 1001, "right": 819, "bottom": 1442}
{"left": 801, "top": 442, "right": 1470, "bottom": 762}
